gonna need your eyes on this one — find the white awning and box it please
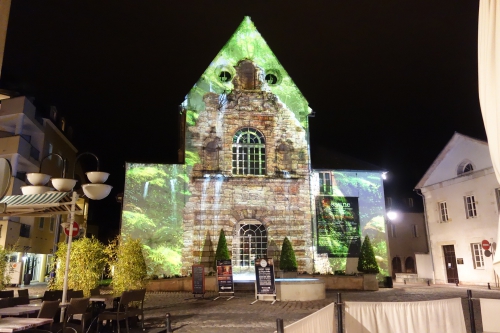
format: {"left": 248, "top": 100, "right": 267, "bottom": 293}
{"left": 0, "top": 192, "right": 82, "bottom": 217}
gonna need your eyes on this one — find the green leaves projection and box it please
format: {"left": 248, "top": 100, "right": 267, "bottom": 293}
{"left": 122, "top": 164, "right": 192, "bottom": 276}
{"left": 184, "top": 16, "right": 311, "bottom": 129}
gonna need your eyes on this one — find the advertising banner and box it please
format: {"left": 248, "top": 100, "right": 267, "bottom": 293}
{"left": 317, "top": 196, "right": 361, "bottom": 257}
{"left": 255, "top": 258, "right": 276, "bottom": 295}
{"left": 216, "top": 260, "right": 234, "bottom": 293}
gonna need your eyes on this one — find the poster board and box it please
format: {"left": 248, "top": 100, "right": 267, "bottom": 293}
{"left": 317, "top": 196, "right": 361, "bottom": 257}
{"left": 7, "top": 262, "right": 22, "bottom": 286}
{"left": 216, "top": 260, "right": 234, "bottom": 294}
{"left": 191, "top": 265, "right": 205, "bottom": 297}
{"left": 214, "top": 259, "right": 235, "bottom": 300}
{"left": 253, "top": 258, "right": 276, "bottom": 304}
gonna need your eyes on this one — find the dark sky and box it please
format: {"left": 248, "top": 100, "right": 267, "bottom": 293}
{"left": 0, "top": 0, "right": 486, "bottom": 237}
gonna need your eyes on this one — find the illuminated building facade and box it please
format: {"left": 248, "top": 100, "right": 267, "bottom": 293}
{"left": 122, "top": 17, "right": 389, "bottom": 277}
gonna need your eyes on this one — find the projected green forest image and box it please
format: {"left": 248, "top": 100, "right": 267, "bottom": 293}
{"left": 316, "top": 171, "right": 388, "bottom": 276}
{"left": 122, "top": 164, "right": 191, "bottom": 276}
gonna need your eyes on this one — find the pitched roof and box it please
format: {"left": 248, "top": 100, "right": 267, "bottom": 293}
{"left": 182, "top": 16, "right": 311, "bottom": 127}
{"left": 415, "top": 132, "right": 489, "bottom": 189}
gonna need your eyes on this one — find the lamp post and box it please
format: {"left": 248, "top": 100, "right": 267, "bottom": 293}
{"left": 23, "top": 152, "right": 112, "bottom": 319}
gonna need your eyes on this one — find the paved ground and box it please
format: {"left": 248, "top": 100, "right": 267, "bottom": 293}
{"left": 10, "top": 282, "right": 500, "bottom": 333}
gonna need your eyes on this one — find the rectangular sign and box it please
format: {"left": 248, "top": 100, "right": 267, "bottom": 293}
{"left": 255, "top": 258, "right": 276, "bottom": 295}
{"left": 191, "top": 265, "right": 205, "bottom": 295}
{"left": 317, "top": 196, "right": 361, "bottom": 257}
{"left": 216, "top": 260, "right": 234, "bottom": 293}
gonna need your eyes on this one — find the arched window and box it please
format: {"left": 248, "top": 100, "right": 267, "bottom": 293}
{"left": 232, "top": 128, "right": 266, "bottom": 175}
{"left": 457, "top": 160, "right": 474, "bottom": 175}
{"left": 405, "top": 257, "right": 415, "bottom": 273}
{"left": 392, "top": 257, "right": 402, "bottom": 278}
{"left": 232, "top": 221, "right": 267, "bottom": 268}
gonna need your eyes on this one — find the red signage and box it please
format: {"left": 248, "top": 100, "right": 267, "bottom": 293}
{"left": 64, "top": 222, "right": 80, "bottom": 237}
{"left": 482, "top": 240, "right": 490, "bottom": 251}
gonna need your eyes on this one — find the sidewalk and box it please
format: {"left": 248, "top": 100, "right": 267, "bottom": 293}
{"left": 7, "top": 282, "right": 500, "bottom": 333}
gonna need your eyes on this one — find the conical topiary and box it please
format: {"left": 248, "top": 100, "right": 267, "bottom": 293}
{"left": 214, "top": 229, "right": 230, "bottom": 269}
{"left": 357, "top": 235, "right": 380, "bottom": 274}
{"left": 279, "top": 237, "right": 298, "bottom": 272}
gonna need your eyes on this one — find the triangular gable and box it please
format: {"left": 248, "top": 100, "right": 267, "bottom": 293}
{"left": 415, "top": 132, "right": 490, "bottom": 189}
{"left": 182, "top": 16, "right": 311, "bottom": 128}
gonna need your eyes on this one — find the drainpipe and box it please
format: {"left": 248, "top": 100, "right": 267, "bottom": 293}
{"left": 415, "top": 188, "right": 436, "bottom": 284}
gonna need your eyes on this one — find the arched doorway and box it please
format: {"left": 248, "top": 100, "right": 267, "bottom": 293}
{"left": 392, "top": 257, "right": 402, "bottom": 278}
{"left": 405, "top": 256, "right": 415, "bottom": 273}
{"left": 232, "top": 220, "right": 267, "bottom": 273}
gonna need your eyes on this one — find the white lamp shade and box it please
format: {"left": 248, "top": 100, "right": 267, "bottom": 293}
{"left": 26, "top": 173, "right": 51, "bottom": 186}
{"left": 21, "top": 185, "right": 52, "bottom": 195}
{"left": 82, "top": 184, "right": 112, "bottom": 200}
{"left": 86, "top": 171, "right": 110, "bottom": 184}
{"left": 51, "top": 178, "right": 77, "bottom": 192}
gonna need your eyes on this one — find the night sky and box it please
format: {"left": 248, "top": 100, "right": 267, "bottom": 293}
{"left": 0, "top": 1, "right": 486, "bottom": 238}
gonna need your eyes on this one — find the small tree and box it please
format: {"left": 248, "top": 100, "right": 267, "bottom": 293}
{"left": 52, "top": 237, "right": 107, "bottom": 295}
{"left": 279, "top": 237, "right": 298, "bottom": 272}
{"left": 107, "top": 236, "right": 148, "bottom": 294}
{"left": 213, "top": 229, "right": 230, "bottom": 270}
{"left": 357, "top": 235, "right": 380, "bottom": 274}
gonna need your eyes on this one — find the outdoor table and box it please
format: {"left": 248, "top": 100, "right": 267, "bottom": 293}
{"left": 0, "top": 307, "right": 38, "bottom": 318}
{"left": 0, "top": 317, "right": 53, "bottom": 332}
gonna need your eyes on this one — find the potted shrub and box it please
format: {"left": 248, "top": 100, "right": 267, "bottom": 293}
{"left": 279, "top": 237, "right": 298, "bottom": 278}
{"left": 357, "top": 235, "right": 380, "bottom": 291}
{"left": 213, "top": 229, "right": 230, "bottom": 270}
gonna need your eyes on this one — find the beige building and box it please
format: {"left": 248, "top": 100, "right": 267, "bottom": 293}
{"left": 0, "top": 96, "right": 87, "bottom": 284}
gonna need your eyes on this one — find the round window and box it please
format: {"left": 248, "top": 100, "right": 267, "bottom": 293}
{"left": 219, "top": 71, "right": 232, "bottom": 83}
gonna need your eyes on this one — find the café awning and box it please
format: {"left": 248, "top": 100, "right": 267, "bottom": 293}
{"left": 0, "top": 192, "right": 82, "bottom": 217}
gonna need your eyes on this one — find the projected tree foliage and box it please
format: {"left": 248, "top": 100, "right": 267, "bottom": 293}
{"left": 122, "top": 164, "right": 191, "bottom": 276}
{"left": 183, "top": 17, "right": 311, "bottom": 130}
{"left": 315, "top": 171, "right": 388, "bottom": 276}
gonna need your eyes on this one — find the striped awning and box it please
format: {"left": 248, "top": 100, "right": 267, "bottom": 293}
{"left": 0, "top": 192, "right": 82, "bottom": 217}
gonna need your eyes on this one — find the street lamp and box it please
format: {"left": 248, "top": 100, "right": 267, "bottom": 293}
{"left": 22, "top": 152, "right": 112, "bottom": 315}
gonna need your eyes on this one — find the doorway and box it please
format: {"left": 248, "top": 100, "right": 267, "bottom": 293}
{"left": 392, "top": 257, "right": 402, "bottom": 278}
{"left": 443, "top": 245, "right": 459, "bottom": 283}
{"left": 232, "top": 220, "right": 267, "bottom": 273}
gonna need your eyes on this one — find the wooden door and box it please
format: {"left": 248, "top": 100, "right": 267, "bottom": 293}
{"left": 443, "top": 245, "right": 459, "bottom": 283}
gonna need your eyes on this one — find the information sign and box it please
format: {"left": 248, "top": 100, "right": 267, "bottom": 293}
{"left": 191, "top": 265, "right": 205, "bottom": 296}
{"left": 255, "top": 258, "right": 276, "bottom": 295}
{"left": 216, "top": 260, "right": 234, "bottom": 293}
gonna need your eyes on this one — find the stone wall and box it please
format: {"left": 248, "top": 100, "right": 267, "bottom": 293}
{"left": 182, "top": 61, "right": 312, "bottom": 275}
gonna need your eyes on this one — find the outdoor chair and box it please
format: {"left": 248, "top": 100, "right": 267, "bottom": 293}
{"left": 8, "top": 296, "right": 29, "bottom": 306}
{"left": 37, "top": 300, "right": 60, "bottom": 330}
{"left": 42, "top": 290, "right": 63, "bottom": 302}
{"left": 90, "top": 288, "right": 100, "bottom": 296}
{"left": 67, "top": 290, "right": 84, "bottom": 300}
{"left": 18, "top": 289, "right": 29, "bottom": 297}
{"left": 0, "top": 298, "right": 9, "bottom": 308}
{"left": 96, "top": 289, "right": 146, "bottom": 333}
{"left": 0, "top": 290, "right": 14, "bottom": 298}
{"left": 55, "top": 297, "right": 91, "bottom": 333}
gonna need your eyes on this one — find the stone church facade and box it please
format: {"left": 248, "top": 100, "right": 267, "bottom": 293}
{"left": 180, "top": 18, "right": 314, "bottom": 275}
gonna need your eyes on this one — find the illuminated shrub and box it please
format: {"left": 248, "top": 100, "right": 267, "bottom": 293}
{"left": 52, "top": 237, "right": 107, "bottom": 296}
{"left": 357, "top": 235, "right": 380, "bottom": 274}
{"left": 279, "top": 237, "right": 298, "bottom": 272}
{"left": 214, "top": 229, "right": 230, "bottom": 270}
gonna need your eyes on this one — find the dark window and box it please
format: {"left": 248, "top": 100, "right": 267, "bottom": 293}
{"left": 20, "top": 224, "right": 30, "bottom": 238}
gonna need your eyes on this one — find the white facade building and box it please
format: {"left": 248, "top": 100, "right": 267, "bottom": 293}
{"left": 416, "top": 132, "right": 499, "bottom": 286}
